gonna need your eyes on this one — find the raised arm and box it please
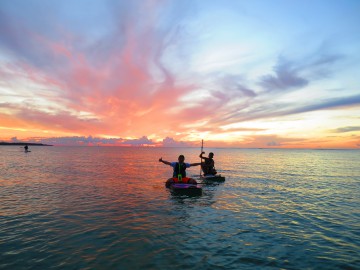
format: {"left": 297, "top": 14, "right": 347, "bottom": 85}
{"left": 199, "top": 152, "right": 208, "bottom": 161}
{"left": 159, "top": 157, "right": 171, "bottom": 166}
{"left": 189, "top": 162, "right": 201, "bottom": 167}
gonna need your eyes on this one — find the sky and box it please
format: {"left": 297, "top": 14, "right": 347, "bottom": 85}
{"left": 0, "top": 0, "right": 360, "bottom": 148}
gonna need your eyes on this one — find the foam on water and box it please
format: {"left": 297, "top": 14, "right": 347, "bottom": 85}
{"left": 1, "top": 147, "right": 359, "bottom": 269}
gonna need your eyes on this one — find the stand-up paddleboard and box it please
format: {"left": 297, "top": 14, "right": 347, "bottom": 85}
{"left": 165, "top": 177, "right": 202, "bottom": 196}
{"left": 201, "top": 174, "right": 225, "bottom": 182}
{"left": 199, "top": 140, "right": 226, "bottom": 183}
{"left": 169, "top": 183, "right": 202, "bottom": 196}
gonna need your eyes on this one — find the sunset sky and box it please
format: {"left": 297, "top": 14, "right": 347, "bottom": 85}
{"left": 0, "top": 0, "right": 359, "bottom": 148}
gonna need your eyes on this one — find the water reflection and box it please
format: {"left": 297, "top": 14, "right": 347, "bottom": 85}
{"left": 0, "top": 147, "right": 359, "bottom": 269}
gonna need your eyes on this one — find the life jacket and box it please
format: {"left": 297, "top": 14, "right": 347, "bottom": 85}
{"left": 202, "top": 158, "right": 216, "bottom": 175}
{"left": 172, "top": 177, "right": 191, "bottom": 183}
{"left": 204, "top": 158, "right": 214, "bottom": 167}
{"left": 173, "top": 162, "right": 187, "bottom": 178}
{"left": 165, "top": 177, "right": 194, "bottom": 187}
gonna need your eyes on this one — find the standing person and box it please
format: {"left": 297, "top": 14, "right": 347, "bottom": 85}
{"left": 24, "top": 145, "right": 29, "bottom": 152}
{"left": 159, "top": 155, "right": 201, "bottom": 187}
{"left": 199, "top": 151, "right": 217, "bottom": 176}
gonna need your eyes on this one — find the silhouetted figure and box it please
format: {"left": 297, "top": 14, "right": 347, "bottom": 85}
{"left": 200, "top": 151, "right": 217, "bottom": 175}
{"left": 24, "top": 145, "right": 29, "bottom": 152}
{"left": 159, "top": 155, "right": 201, "bottom": 187}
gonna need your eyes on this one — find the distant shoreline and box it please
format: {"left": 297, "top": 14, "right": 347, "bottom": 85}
{"left": 0, "top": 142, "right": 53, "bottom": 146}
{"left": 0, "top": 143, "right": 358, "bottom": 150}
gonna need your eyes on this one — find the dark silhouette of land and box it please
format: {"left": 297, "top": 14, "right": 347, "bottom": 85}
{"left": 0, "top": 142, "right": 53, "bottom": 146}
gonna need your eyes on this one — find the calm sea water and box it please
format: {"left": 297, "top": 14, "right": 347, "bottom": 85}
{"left": 0, "top": 146, "right": 359, "bottom": 269}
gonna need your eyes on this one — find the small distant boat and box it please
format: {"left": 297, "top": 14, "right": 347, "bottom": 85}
{"left": 169, "top": 183, "right": 202, "bottom": 196}
{"left": 201, "top": 174, "right": 226, "bottom": 182}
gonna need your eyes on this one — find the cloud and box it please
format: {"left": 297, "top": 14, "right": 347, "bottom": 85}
{"left": 259, "top": 50, "right": 343, "bottom": 92}
{"left": 286, "top": 94, "right": 360, "bottom": 115}
{"left": 218, "top": 74, "right": 257, "bottom": 97}
{"left": 39, "top": 135, "right": 156, "bottom": 146}
{"left": 162, "top": 137, "right": 193, "bottom": 147}
{"left": 267, "top": 141, "right": 281, "bottom": 147}
{"left": 300, "top": 47, "right": 344, "bottom": 80}
{"left": 0, "top": 102, "right": 106, "bottom": 135}
{"left": 209, "top": 93, "right": 360, "bottom": 127}
{"left": 0, "top": 0, "right": 200, "bottom": 138}
{"left": 11, "top": 136, "right": 19, "bottom": 142}
{"left": 188, "top": 49, "right": 346, "bottom": 130}
{"left": 122, "top": 136, "right": 154, "bottom": 146}
{"left": 36, "top": 136, "right": 120, "bottom": 146}
{"left": 333, "top": 126, "right": 360, "bottom": 133}
{"left": 238, "top": 134, "right": 311, "bottom": 148}
{"left": 0, "top": 1, "right": 358, "bottom": 149}
{"left": 260, "top": 58, "right": 308, "bottom": 91}
{"left": 195, "top": 126, "right": 264, "bottom": 133}
{"left": 6, "top": 135, "right": 194, "bottom": 147}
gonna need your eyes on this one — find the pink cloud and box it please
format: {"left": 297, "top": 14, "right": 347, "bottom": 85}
{"left": 0, "top": 1, "right": 201, "bottom": 139}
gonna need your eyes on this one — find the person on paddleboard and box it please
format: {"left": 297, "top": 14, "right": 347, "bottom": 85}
{"left": 159, "top": 155, "right": 201, "bottom": 187}
{"left": 199, "top": 151, "right": 217, "bottom": 176}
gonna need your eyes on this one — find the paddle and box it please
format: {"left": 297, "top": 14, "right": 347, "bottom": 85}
{"left": 199, "top": 139, "right": 203, "bottom": 177}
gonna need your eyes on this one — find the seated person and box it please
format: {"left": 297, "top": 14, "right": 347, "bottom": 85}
{"left": 159, "top": 155, "right": 201, "bottom": 187}
{"left": 199, "top": 151, "right": 217, "bottom": 176}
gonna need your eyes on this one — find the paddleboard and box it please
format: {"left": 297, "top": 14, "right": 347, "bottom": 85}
{"left": 169, "top": 183, "right": 202, "bottom": 196}
{"left": 201, "top": 175, "right": 225, "bottom": 182}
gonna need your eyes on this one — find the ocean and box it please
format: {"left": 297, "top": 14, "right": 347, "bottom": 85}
{"left": 0, "top": 146, "right": 359, "bottom": 269}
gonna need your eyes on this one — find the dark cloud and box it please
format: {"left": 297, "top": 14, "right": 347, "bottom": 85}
{"left": 218, "top": 74, "right": 257, "bottom": 97}
{"left": 267, "top": 141, "right": 281, "bottom": 147}
{"left": 201, "top": 50, "right": 346, "bottom": 129}
{"left": 162, "top": 137, "right": 193, "bottom": 147}
{"left": 211, "top": 93, "right": 360, "bottom": 126}
{"left": 23, "top": 135, "right": 191, "bottom": 147}
{"left": 309, "top": 53, "right": 343, "bottom": 69}
{"left": 122, "top": 136, "right": 154, "bottom": 146}
{"left": 259, "top": 51, "right": 343, "bottom": 93}
{"left": 0, "top": 102, "right": 18, "bottom": 109}
{"left": 286, "top": 94, "right": 360, "bottom": 115}
{"left": 171, "top": 73, "right": 258, "bottom": 130}
{"left": 11, "top": 136, "right": 19, "bottom": 142}
{"left": 301, "top": 44, "right": 344, "bottom": 80}
{"left": 197, "top": 51, "right": 345, "bottom": 129}
{"left": 333, "top": 126, "right": 360, "bottom": 133}
{"left": 36, "top": 136, "right": 120, "bottom": 145}
{"left": 260, "top": 58, "right": 308, "bottom": 91}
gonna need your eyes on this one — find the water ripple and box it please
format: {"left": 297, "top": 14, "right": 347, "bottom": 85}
{"left": 0, "top": 147, "right": 359, "bottom": 269}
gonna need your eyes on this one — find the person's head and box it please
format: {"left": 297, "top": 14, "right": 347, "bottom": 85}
{"left": 178, "top": 155, "right": 185, "bottom": 163}
{"left": 209, "top": 152, "right": 214, "bottom": 158}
